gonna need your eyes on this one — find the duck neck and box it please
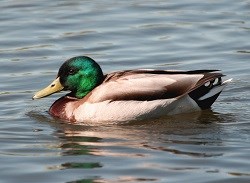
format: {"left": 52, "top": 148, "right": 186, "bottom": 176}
{"left": 73, "top": 73, "right": 104, "bottom": 99}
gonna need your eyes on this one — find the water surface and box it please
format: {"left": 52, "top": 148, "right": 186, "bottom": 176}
{"left": 1, "top": 1, "right": 250, "bottom": 183}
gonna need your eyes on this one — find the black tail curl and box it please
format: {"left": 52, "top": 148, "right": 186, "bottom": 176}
{"left": 189, "top": 77, "right": 223, "bottom": 109}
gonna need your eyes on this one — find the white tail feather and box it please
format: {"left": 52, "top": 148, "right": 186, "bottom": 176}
{"left": 198, "top": 78, "right": 232, "bottom": 101}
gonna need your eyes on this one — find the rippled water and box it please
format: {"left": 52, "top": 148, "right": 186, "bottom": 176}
{"left": 1, "top": 0, "right": 250, "bottom": 182}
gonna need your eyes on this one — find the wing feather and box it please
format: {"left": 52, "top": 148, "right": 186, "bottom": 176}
{"left": 86, "top": 70, "right": 223, "bottom": 103}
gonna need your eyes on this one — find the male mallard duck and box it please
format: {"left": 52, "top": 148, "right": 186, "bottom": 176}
{"left": 33, "top": 56, "right": 232, "bottom": 123}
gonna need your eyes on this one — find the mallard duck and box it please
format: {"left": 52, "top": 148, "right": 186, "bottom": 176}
{"left": 33, "top": 56, "right": 232, "bottom": 123}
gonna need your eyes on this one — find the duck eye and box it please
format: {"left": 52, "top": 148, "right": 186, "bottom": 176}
{"left": 68, "top": 68, "right": 76, "bottom": 75}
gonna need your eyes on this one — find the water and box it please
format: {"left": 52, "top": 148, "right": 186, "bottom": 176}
{"left": 1, "top": 0, "right": 250, "bottom": 182}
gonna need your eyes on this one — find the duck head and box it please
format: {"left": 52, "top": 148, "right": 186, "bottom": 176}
{"left": 33, "top": 56, "right": 104, "bottom": 99}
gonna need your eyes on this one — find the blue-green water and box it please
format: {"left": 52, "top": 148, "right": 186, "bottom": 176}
{"left": 1, "top": 1, "right": 250, "bottom": 182}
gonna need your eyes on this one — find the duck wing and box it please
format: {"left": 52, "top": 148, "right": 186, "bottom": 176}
{"left": 87, "top": 70, "right": 224, "bottom": 103}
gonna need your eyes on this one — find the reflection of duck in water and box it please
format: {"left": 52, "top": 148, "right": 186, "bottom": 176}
{"left": 33, "top": 56, "right": 232, "bottom": 123}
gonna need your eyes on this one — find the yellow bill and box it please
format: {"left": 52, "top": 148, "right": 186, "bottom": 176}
{"left": 32, "top": 77, "right": 64, "bottom": 99}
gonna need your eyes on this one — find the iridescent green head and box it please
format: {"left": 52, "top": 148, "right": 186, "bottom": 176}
{"left": 33, "top": 56, "right": 104, "bottom": 99}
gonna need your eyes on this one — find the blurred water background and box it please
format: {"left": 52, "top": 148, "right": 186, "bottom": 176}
{"left": 0, "top": 0, "right": 250, "bottom": 182}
